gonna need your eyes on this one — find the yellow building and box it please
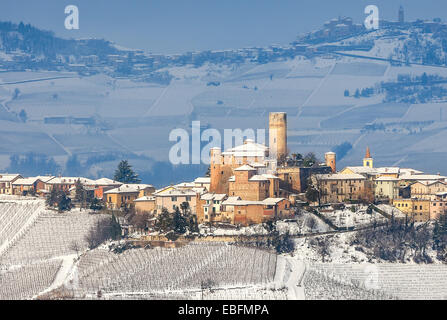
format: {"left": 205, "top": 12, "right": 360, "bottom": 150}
{"left": 0, "top": 174, "right": 22, "bottom": 194}
{"left": 375, "top": 176, "right": 399, "bottom": 201}
{"left": 392, "top": 198, "right": 431, "bottom": 222}
{"left": 134, "top": 196, "right": 156, "bottom": 213}
{"left": 105, "top": 184, "right": 155, "bottom": 210}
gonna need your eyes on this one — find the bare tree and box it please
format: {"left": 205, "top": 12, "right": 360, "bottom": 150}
{"left": 200, "top": 279, "right": 217, "bottom": 300}
{"left": 310, "top": 236, "right": 331, "bottom": 262}
{"left": 69, "top": 240, "right": 81, "bottom": 257}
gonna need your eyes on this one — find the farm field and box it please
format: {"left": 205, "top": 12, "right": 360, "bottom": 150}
{"left": 1, "top": 54, "right": 447, "bottom": 179}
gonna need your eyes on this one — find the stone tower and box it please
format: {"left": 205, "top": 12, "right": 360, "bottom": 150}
{"left": 398, "top": 5, "right": 404, "bottom": 24}
{"left": 209, "top": 147, "right": 232, "bottom": 194}
{"left": 325, "top": 152, "right": 337, "bottom": 173}
{"left": 269, "top": 112, "right": 287, "bottom": 161}
{"left": 363, "top": 147, "right": 373, "bottom": 168}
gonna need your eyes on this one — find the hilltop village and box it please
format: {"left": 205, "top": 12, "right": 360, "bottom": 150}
{"left": 1, "top": 112, "right": 446, "bottom": 230}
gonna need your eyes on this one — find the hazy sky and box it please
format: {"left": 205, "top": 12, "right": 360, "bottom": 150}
{"left": 1, "top": 0, "right": 447, "bottom": 54}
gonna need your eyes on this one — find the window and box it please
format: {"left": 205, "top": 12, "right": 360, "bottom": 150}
{"left": 186, "top": 196, "right": 191, "bottom": 201}
{"left": 171, "top": 196, "right": 177, "bottom": 201}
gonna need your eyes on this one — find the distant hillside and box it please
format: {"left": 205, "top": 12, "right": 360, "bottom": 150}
{"left": 2, "top": 18, "right": 447, "bottom": 78}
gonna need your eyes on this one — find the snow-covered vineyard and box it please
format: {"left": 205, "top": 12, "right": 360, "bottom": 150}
{"left": 1, "top": 198, "right": 447, "bottom": 300}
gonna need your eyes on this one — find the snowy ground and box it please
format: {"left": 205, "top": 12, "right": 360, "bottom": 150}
{"left": 2, "top": 52, "right": 447, "bottom": 177}
{"left": 198, "top": 210, "right": 331, "bottom": 237}
{"left": 319, "top": 204, "right": 389, "bottom": 230}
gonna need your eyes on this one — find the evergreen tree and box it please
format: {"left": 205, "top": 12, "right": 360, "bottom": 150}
{"left": 154, "top": 208, "right": 173, "bottom": 233}
{"left": 57, "top": 191, "right": 72, "bottom": 212}
{"left": 110, "top": 214, "right": 122, "bottom": 240}
{"left": 113, "top": 160, "right": 141, "bottom": 183}
{"left": 74, "top": 179, "right": 85, "bottom": 204}
{"left": 173, "top": 207, "right": 188, "bottom": 234}
{"left": 46, "top": 187, "right": 58, "bottom": 207}
{"left": 90, "top": 197, "right": 104, "bottom": 211}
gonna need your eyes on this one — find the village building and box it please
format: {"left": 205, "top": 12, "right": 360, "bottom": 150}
{"left": 374, "top": 176, "right": 400, "bottom": 201}
{"left": 410, "top": 180, "right": 447, "bottom": 200}
{"left": 45, "top": 177, "right": 95, "bottom": 192}
{"left": 0, "top": 174, "right": 22, "bottom": 195}
{"left": 393, "top": 198, "right": 431, "bottom": 223}
{"left": 105, "top": 184, "right": 155, "bottom": 210}
{"left": 85, "top": 178, "right": 123, "bottom": 199}
{"left": 313, "top": 173, "right": 374, "bottom": 204}
{"left": 196, "top": 193, "right": 228, "bottom": 223}
{"left": 134, "top": 196, "right": 156, "bottom": 214}
{"left": 12, "top": 177, "right": 45, "bottom": 196}
{"left": 193, "top": 177, "right": 210, "bottom": 190}
{"left": 153, "top": 187, "right": 203, "bottom": 214}
{"left": 430, "top": 192, "right": 447, "bottom": 220}
{"left": 218, "top": 197, "right": 292, "bottom": 225}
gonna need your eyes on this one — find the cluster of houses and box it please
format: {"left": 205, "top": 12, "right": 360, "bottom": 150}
{"left": 312, "top": 147, "right": 447, "bottom": 223}
{"left": 2, "top": 112, "right": 446, "bottom": 226}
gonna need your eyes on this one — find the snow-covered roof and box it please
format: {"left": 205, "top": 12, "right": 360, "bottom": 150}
{"left": 194, "top": 177, "right": 211, "bottom": 184}
{"left": 250, "top": 162, "right": 266, "bottom": 168}
{"left": 35, "top": 176, "right": 56, "bottom": 183}
{"left": 262, "top": 198, "right": 287, "bottom": 205}
{"left": 222, "top": 197, "right": 287, "bottom": 206}
{"left": 262, "top": 174, "right": 279, "bottom": 179}
{"left": 0, "top": 174, "right": 22, "bottom": 182}
{"left": 221, "top": 139, "right": 268, "bottom": 158}
{"left": 249, "top": 175, "right": 269, "bottom": 182}
{"left": 191, "top": 187, "right": 207, "bottom": 195}
{"left": 234, "top": 164, "right": 256, "bottom": 171}
{"left": 201, "top": 193, "right": 227, "bottom": 201}
{"left": 175, "top": 182, "right": 195, "bottom": 188}
{"left": 343, "top": 166, "right": 378, "bottom": 175}
{"left": 401, "top": 174, "right": 447, "bottom": 181}
{"left": 375, "top": 176, "right": 399, "bottom": 181}
{"left": 154, "top": 188, "right": 198, "bottom": 197}
{"left": 46, "top": 177, "right": 95, "bottom": 185}
{"left": 12, "top": 177, "right": 42, "bottom": 186}
{"left": 91, "top": 178, "right": 122, "bottom": 186}
{"left": 400, "top": 168, "right": 424, "bottom": 175}
{"left": 377, "top": 167, "right": 400, "bottom": 174}
{"left": 104, "top": 184, "right": 154, "bottom": 194}
{"left": 413, "top": 180, "right": 446, "bottom": 186}
{"left": 222, "top": 196, "right": 242, "bottom": 205}
{"left": 317, "top": 173, "right": 366, "bottom": 180}
{"left": 134, "top": 196, "right": 155, "bottom": 202}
